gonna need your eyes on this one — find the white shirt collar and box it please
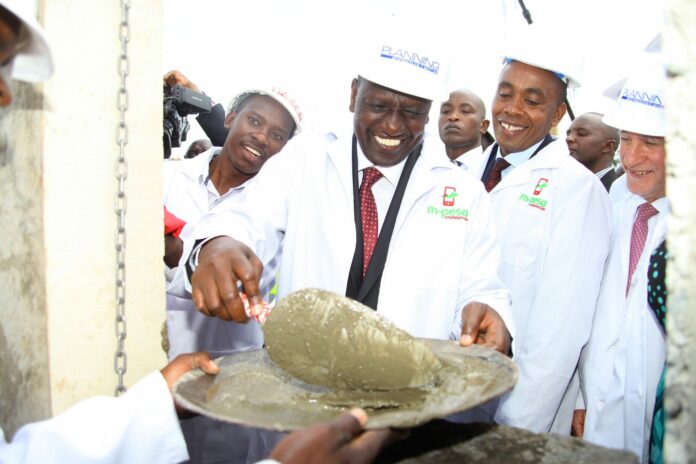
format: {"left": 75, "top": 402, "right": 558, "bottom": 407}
{"left": 596, "top": 166, "right": 613, "bottom": 178}
{"left": 453, "top": 145, "right": 484, "bottom": 171}
{"left": 499, "top": 138, "right": 545, "bottom": 168}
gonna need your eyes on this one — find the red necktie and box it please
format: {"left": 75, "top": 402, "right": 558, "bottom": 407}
{"left": 626, "top": 202, "right": 659, "bottom": 295}
{"left": 484, "top": 157, "right": 511, "bottom": 192}
{"left": 360, "top": 167, "right": 383, "bottom": 276}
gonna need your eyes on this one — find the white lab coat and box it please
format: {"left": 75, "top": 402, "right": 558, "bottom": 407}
{"left": 579, "top": 193, "right": 669, "bottom": 463}
{"left": 490, "top": 139, "right": 612, "bottom": 433}
{"left": 0, "top": 372, "right": 188, "bottom": 464}
{"left": 189, "top": 129, "right": 515, "bottom": 343}
{"left": 163, "top": 149, "right": 263, "bottom": 360}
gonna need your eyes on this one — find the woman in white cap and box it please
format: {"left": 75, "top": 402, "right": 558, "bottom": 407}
{"left": 575, "top": 57, "right": 670, "bottom": 464}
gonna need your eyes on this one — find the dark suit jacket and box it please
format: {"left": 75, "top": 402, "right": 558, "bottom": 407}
{"left": 196, "top": 103, "right": 228, "bottom": 147}
{"left": 600, "top": 168, "right": 618, "bottom": 192}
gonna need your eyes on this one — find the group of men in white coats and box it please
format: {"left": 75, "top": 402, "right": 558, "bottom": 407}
{"left": 183, "top": 27, "right": 516, "bottom": 461}
{"left": 1, "top": 1, "right": 673, "bottom": 462}
{"left": 175, "top": 22, "right": 672, "bottom": 464}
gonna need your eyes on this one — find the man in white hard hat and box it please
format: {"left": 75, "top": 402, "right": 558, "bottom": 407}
{"left": 163, "top": 84, "right": 304, "bottom": 463}
{"left": 0, "top": 3, "right": 396, "bottom": 463}
{"left": 477, "top": 27, "right": 612, "bottom": 434}
{"left": 183, "top": 24, "right": 515, "bottom": 460}
{"left": 573, "top": 57, "right": 669, "bottom": 464}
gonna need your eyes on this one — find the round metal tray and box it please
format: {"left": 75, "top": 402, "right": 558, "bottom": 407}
{"left": 173, "top": 339, "right": 517, "bottom": 431}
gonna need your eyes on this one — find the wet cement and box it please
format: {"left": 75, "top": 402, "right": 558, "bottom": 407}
{"left": 263, "top": 288, "right": 443, "bottom": 391}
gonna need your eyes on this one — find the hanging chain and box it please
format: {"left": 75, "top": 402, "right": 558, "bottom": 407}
{"left": 114, "top": 0, "right": 131, "bottom": 397}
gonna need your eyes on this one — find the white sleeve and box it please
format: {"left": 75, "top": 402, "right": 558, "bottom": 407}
{"left": 455, "top": 188, "right": 515, "bottom": 344}
{"left": 0, "top": 372, "right": 188, "bottom": 464}
{"left": 495, "top": 176, "right": 611, "bottom": 432}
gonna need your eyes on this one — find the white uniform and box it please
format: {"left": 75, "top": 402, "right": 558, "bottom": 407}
{"left": 579, "top": 193, "right": 668, "bottom": 463}
{"left": 163, "top": 149, "right": 263, "bottom": 360}
{"left": 0, "top": 372, "right": 187, "bottom": 464}
{"left": 453, "top": 146, "right": 488, "bottom": 179}
{"left": 489, "top": 138, "right": 612, "bottom": 433}
{"left": 189, "top": 129, "right": 514, "bottom": 343}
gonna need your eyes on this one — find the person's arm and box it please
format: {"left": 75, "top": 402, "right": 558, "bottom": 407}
{"left": 196, "top": 103, "right": 228, "bottom": 147}
{"left": 163, "top": 70, "right": 228, "bottom": 146}
{"left": 0, "top": 353, "right": 218, "bottom": 464}
{"left": 494, "top": 175, "right": 611, "bottom": 432}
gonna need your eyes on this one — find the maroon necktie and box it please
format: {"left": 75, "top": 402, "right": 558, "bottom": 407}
{"left": 484, "top": 157, "right": 511, "bottom": 192}
{"left": 626, "top": 202, "right": 659, "bottom": 295}
{"left": 360, "top": 167, "right": 383, "bottom": 276}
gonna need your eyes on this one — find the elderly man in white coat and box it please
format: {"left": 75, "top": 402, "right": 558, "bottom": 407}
{"left": 477, "top": 29, "right": 612, "bottom": 434}
{"left": 574, "top": 57, "right": 670, "bottom": 464}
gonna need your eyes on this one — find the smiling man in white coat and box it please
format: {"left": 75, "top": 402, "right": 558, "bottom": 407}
{"left": 186, "top": 30, "right": 514, "bottom": 352}
{"left": 479, "top": 31, "right": 612, "bottom": 434}
{"left": 183, "top": 28, "right": 515, "bottom": 461}
{"left": 574, "top": 57, "right": 669, "bottom": 464}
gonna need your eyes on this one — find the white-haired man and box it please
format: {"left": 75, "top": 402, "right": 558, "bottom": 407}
{"left": 574, "top": 57, "right": 669, "bottom": 464}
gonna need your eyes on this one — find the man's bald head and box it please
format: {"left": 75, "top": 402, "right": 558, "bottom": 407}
{"left": 565, "top": 112, "right": 619, "bottom": 173}
{"left": 439, "top": 89, "right": 490, "bottom": 160}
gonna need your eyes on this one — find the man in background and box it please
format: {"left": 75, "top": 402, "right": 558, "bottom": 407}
{"left": 566, "top": 112, "right": 620, "bottom": 191}
{"left": 438, "top": 88, "right": 490, "bottom": 177}
{"left": 184, "top": 138, "right": 212, "bottom": 159}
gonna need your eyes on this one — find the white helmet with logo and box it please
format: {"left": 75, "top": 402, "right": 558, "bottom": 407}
{"left": 356, "top": 22, "right": 451, "bottom": 102}
{"left": 1, "top": 0, "right": 53, "bottom": 82}
{"left": 502, "top": 25, "right": 582, "bottom": 89}
{"left": 602, "top": 55, "right": 666, "bottom": 137}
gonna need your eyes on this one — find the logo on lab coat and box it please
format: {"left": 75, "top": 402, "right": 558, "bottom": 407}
{"left": 518, "top": 178, "right": 549, "bottom": 211}
{"left": 442, "top": 186, "right": 458, "bottom": 206}
{"left": 429, "top": 187, "right": 468, "bottom": 220}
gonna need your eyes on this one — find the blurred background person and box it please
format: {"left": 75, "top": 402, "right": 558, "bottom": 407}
{"left": 566, "top": 112, "right": 620, "bottom": 191}
{"left": 184, "top": 138, "right": 212, "bottom": 159}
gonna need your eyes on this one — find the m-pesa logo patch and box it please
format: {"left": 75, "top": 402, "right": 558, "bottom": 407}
{"left": 518, "top": 178, "right": 549, "bottom": 211}
{"left": 442, "top": 186, "right": 458, "bottom": 206}
{"left": 428, "top": 186, "right": 469, "bottom": 220}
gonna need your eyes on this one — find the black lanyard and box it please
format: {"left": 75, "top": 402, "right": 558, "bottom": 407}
{"left": 345, "top": 135, "right": 422, "bottom": 310}
{"left": 480, "top": 134, "right": 555, "bottom": 183}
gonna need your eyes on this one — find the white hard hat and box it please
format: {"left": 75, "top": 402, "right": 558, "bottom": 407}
{"left": 602, "top": 56, "right": 666, "bottom": 137}
{"left": 502, "top": 25, "right": 582, "bottom": 89}
{"left": 1, "top": 0, "right": 53, "bottom": 82}
{"left": 356, "top": 24, "right": 450, "bottom": 102}
{"left": 228, "top": 86, "right": 304, "bottom": 136}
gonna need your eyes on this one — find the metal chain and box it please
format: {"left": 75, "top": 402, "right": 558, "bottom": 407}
{"left": 114, "top": 0, "right": 131, "bottom": 396}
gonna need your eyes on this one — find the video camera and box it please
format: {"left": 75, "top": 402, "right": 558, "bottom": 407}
{"left": 163, "top": 84, "right": 212, "bottom": 158}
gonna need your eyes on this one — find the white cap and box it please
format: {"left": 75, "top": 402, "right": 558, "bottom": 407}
{"left": 502, "top": 25, "right": 582, "bottom": 89}
{"left": 1, "top": 0, "right": 53, "bottom": 82}
{"left": 356, "top": 24, "right": 450, "bottom": 102}
{"left": 602, "top": 56, "right": 666, "bottom": 137}
{"left": 227, "top": 87, "right": 303, "bottom": 136}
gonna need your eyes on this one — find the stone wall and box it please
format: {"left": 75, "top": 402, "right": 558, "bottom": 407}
{"left": 664, "top": 0, "right": 696, "bottom": 462}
